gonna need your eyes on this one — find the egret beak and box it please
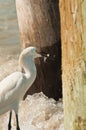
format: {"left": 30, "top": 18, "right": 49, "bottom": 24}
{"left": 36, "top": 50, "right": 50, "bottom": 58}
{"left": 36, "top": 53, "right": 42, "bottom": 58}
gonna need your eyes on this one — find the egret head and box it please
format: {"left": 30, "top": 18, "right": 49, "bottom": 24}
{"left": 21, "top": 46, "right": 41, "bottom": 59}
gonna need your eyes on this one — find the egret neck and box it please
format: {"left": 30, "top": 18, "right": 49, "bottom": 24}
{"left": 19, "top": 54, "right": 37, "bottom": 79}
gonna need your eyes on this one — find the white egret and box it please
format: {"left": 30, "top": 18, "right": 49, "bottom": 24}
{"left": 0, "top": 47, "right": 42, "bottom": 130}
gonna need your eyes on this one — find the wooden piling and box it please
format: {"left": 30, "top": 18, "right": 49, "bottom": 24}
{"left": 16, "top": 0, "right": 62, "bottom": 100}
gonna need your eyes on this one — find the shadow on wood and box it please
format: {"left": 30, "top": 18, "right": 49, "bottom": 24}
{"left": 26, "top": 41, "right": 62, "bottom": 100}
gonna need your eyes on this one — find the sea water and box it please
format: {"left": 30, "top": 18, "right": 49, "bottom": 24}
{"left": 0, "top": 0, "right": 20, "bottom": 79}
{"left": 0, "top": 0, "right": 20, "bottom": 56}
{"left": 0, "top": 1, "right": 64, "bottom": 130}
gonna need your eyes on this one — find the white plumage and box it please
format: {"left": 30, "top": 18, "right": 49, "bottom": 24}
{"left": 0, "top": 46, "right": 41, "bottom": 130}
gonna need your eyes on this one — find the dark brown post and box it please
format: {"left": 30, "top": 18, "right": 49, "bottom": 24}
{"left": 16, "top": 0, "right": 61, "bottom": 100}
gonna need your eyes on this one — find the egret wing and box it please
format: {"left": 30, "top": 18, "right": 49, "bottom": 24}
{"left": 0, "top": 72, "right": 23, "bottom": 108}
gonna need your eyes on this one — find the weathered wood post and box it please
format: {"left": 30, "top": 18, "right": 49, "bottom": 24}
{"left": 59, "top": 0, "right": 86, "bottom": 129}
{"left": 16, "top": 0, "right": 61, "bottom": 100}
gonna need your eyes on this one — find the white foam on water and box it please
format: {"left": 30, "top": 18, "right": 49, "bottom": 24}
{"left": 0, "top": 92, "right": 64, "bottom": 130}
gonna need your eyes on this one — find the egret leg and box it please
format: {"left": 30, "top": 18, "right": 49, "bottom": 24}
{"left": 8, "top": 111, "right": 12, "bottom": 130}
{"left": 16, "top": 114, "right": 20, "bottom": 130}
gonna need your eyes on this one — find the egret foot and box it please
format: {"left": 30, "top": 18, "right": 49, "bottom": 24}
{"left": 16, "top": 114, "right": 20, "bottom": 130}
{"left": 16, "top": 126, "right": 20, "bottom": 130}
{"left": 8, "top": 111, "right": 12, "bottom": 130}
{"left": 8, "top": 124, "right": 11, "bottom": 130}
